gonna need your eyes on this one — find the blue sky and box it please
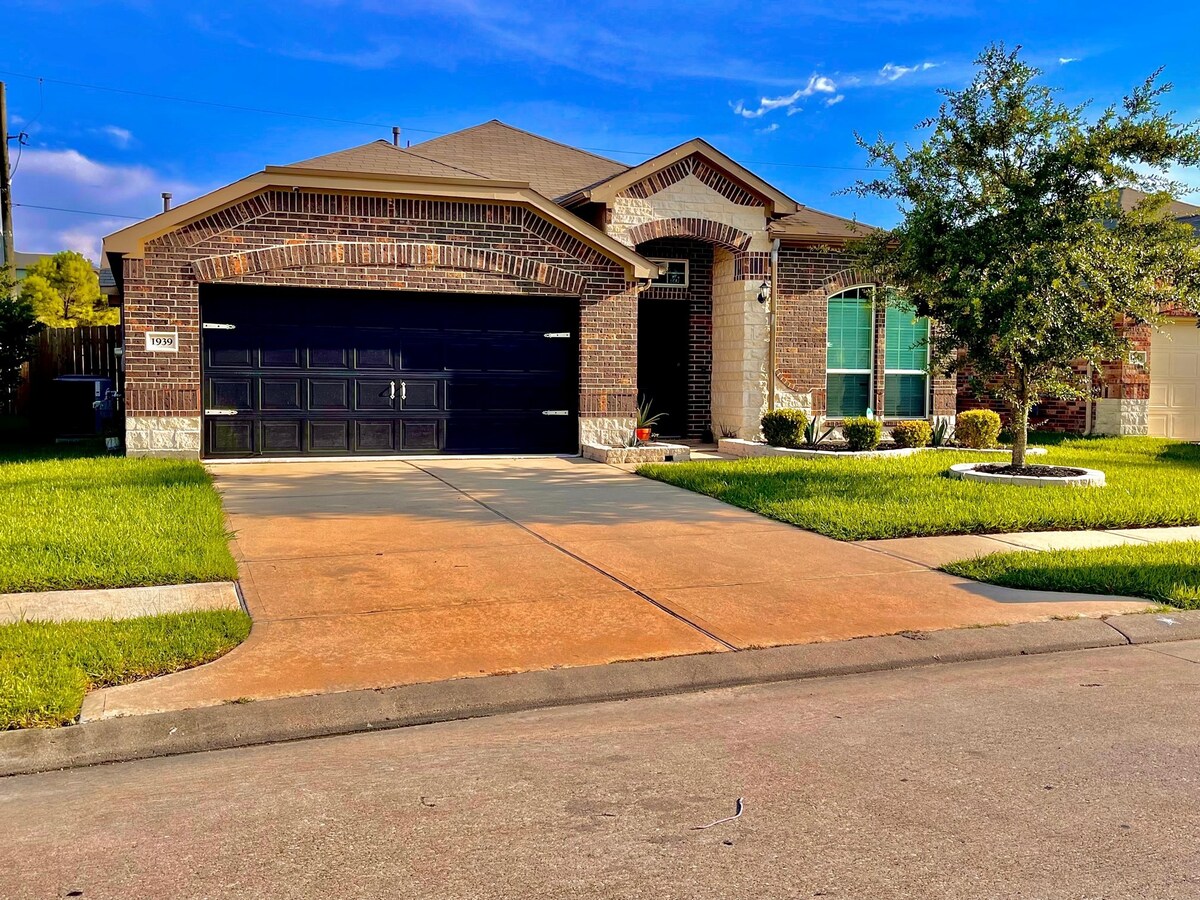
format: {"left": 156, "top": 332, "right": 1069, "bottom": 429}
{"left": 3, "top": 0, "right": 1199, "bottom": 261}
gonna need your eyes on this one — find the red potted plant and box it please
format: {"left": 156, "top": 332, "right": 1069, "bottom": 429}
{"left": 635, "top": 398, "right": 664, "bottom": 444}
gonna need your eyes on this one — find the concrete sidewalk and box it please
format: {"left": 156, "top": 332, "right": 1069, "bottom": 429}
{"left": 859, "top": 525, "right": 1200, "bottom": 568}
{"left": 84, "top": 457, "right": 1152, "bottom": 721}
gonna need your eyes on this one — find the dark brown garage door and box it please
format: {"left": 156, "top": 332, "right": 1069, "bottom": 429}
{"left": 200, "top": 285, "right": 578, "bottom": 458}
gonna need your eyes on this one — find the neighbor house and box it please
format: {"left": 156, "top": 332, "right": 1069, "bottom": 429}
{"left": 956, "top": 189, "right": 1200, "bottom": 441}
{"left": 100, "top": 120, "right": 960, "bottom": 458}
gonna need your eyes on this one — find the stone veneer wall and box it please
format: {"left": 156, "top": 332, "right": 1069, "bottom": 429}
{"left": 710, "top": 249, "right": 770, "bottom": 438}
{"left": 634, "top": 237, "right": 713, "bottom": 438}
{"left": 121, "top": 190, "right": 640, "bottom": 456}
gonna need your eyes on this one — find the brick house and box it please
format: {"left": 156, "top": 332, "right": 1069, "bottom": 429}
{"left": 102, "top": 120, "right": 958, "bottom": 458}
{"left": 956, "top": 189, "right": 1200, "bottom": 441}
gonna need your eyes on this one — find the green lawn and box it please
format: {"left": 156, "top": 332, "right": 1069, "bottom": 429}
{"left": 0, "top": 610, "right": 252, "bottom": 728}
{"left": 0, "top": 444, "right": 238, "bottom": 593}
{"left": 639, "top": 436, "right": 1200, "bottom": 541}
{"left": 944, "top": 542, "right": 1200, "bottom": 609}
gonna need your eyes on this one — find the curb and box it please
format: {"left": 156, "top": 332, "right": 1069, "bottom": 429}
{"left": 3, "top": 615, "right": 1169, "bottom": 778}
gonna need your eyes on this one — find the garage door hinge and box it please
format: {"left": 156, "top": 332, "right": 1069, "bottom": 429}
{"left": 541, "top": 410, "right": 569, "bottom": 416}
{"left": 543, "top": 332, "right": 571, "bottom": 338}
{"left": 202, "top": 323, "right": 237, "bottom": 330}
{"left": 205, "top": 409, "right": 239, "bottom": 416}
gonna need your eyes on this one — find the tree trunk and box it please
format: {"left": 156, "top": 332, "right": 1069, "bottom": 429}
{"left": 1011, "top": 375, "right": 1031, "bottom": 467}
{"left": 1011, "top": 405, "right": 1030, "bottom": 467}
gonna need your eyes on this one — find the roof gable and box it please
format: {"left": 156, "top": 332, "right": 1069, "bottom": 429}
{"left": 408, "top": 121, "right": 628, "bottom": 200}
{"left": 567, "top": 139, "right": 798, "bottom": 215}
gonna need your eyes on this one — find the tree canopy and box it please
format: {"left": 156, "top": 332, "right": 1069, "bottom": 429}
{"left": 20, "top": 251, "right": 118, "bottom": 327}
{"left": 0, "top": 267, "right": 43, "bottom": 412}
{"left": 851, "top": 43, "right": 1200, "bottom": 464}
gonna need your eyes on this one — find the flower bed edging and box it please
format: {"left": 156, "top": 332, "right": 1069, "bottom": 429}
{"left": 948, "top": 462, "right": 1106, "bottom": 488}
{"left": 582, "top": 442, "right": 692, "bottom": 464}
{"left": 719, "top": 439, "right": 1050, "bottom": 460}
{"left": 718, "top": 438, "right": 919, "bottom": 459}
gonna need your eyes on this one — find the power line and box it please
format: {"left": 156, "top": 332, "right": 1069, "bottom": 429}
{"left": 14, "top": 202, "right": 142, "bottom": 219}
{"left": 0, "top": 67, "right": 876, "bottom": 173}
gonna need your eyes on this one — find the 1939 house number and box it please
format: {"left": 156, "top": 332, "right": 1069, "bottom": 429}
{"left": 144, "top": 331, "right": 179, "bottom": 353}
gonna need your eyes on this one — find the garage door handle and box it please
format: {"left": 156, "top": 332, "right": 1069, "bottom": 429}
{"left": 388, "top": 381, "right": 396, "bottom": 401}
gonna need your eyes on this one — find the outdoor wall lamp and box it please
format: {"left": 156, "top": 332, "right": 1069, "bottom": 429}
{"left": 757, "top": 280, "right": 770, "bottom": 304}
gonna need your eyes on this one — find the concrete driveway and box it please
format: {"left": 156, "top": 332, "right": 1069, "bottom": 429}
{"left": 89, "top": 457, "right": 1149, "bottom": 719}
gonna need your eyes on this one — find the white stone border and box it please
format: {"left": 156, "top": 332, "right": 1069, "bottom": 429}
{"left": 582, "top": 442, "right": 692, "bottom": 464}
{"left": 948, "top": 463, "right": 1106, "bottom": 488}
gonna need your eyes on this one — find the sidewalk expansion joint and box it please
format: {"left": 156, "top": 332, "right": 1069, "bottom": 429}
{"left": 405, "top": 462, "right": 740, "bottom": 652}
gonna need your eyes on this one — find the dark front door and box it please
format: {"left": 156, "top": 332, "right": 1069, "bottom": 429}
{"left": 637, "top": 299, "right": 690, "bottom": 438}
{"left": 200, "top": 285, "right": 578, "bottom": 458}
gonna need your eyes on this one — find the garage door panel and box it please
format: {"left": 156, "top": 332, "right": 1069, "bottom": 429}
{"left": 209, "top": 346, "right": 253, "bottom": 368}
{"left": 210, "top": 378, "right": 253, "bottom": 411}
{"left": 308, "top": 421, "right": 351, "bottom": 453}
{"left": 308, "top": 380, "right": 351, "bottom": 411}
{"left": 400, "top": 380, "right": 439, "bottom": 410}
{"left": 261, "top": 379, "right": 303, "bottom": 411}
{"left": 209, "top": 419, "right": 254, "bottom": 455}
{"left": 398, "top": 332, "right": 443, "bottom": 371}
{"left": 355, "top": 421, "right": 397, "bottom": 453}
{"left": 262, "top": 421, "right": 302, "bottom": 453}
{"left": 355, "top": 347, "right": 395, "bottom": 370}
{"left": 1150, "top": 323, "right": 1200, "bottom": 441}
{"left": 355, "top": 380, "right": 397, "bottom": 411}
{"left": 202, "top": 287, "right": 577, "bottom": 457}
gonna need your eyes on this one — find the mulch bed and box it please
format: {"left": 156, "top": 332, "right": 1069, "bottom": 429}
{"left": 973, "top": 463, "right": 1087, "bottom": 478}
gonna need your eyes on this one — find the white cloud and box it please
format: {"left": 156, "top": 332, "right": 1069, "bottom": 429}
{"left": 1059, "top": 57, "right": 1080, "bottom": 65}
{"left": 825, "top": 94, "right": 845, "bottom": 107}
{"left": 11, "top": 148, "right": 198, "bottom": 262}
{"left": 755, "top": 122, "right": 780, "bottom": 135}
{"left": 879, "top": 60, "right": 938, "bottom": 81}
{"left": 731, "top": 74, "right": 837, "bottom": 119}
{"left": 97, "top": 125, "right": 134, "bottom": 148}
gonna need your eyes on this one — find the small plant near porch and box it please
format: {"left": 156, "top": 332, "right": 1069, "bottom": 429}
{"left": 850, "top": 43, "right": 1200, "bottom": 469}
{"left": 634, "top": 398, "right": 665, "bottom": 444}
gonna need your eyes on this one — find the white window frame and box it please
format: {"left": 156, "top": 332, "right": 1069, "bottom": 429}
{"left": 882, "top": 297, "right": 931, "bottom": 419}
{"left": 826, "top": 286, "right": 876, "bottom": 418}
{"left": 648, "top": 258, "right": 689, "bottom": 289}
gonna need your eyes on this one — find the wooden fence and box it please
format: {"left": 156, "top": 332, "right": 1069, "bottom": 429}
{"left": 7, "top": 326, "right": 123, "bottom": 420}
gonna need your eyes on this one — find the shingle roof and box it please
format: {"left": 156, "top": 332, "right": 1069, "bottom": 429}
{"left": 409, "top": 121, "right": 628, "bottom": 200}
{"left": 768, "top": 206, "right": 878, "bottom": 243}
{"left": 1118, "top": 187, "right": 1200, "bottom": 218}
{"left": 287, "top": 141, "right": 484, "bottom": 179}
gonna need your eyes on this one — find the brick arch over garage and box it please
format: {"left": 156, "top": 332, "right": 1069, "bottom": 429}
{"left": 191, "top": 241, "right": 588, "bottom": 295}
{"left": 625, "top": 218, "right": 753, "bottom": 253}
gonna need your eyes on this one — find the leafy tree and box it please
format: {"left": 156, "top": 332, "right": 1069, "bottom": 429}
{"left": 0, "top": 267, "right": 43, "bottom": 413}
{"left": 20, "top": 251, "right": 118, "bottom": 327}
{"left": 851, "top": 44, "right": 1200, "bottom": 464}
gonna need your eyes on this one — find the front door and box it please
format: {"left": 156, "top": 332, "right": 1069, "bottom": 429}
{"left": 637, "top": 299, "right": 690, "bottom": 438}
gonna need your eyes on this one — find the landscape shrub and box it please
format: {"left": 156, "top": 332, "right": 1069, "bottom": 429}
{"left": 842, "top": 417, "right": 883, "bottom": 451}
{"left": 956, "top": 409, "right": 1002, "bottom": 449}
{"left": 891, "top": 420, "right": 932, "bottom": 449}
{"left": 761, "top": 409, "right": 809, "bottom": 449}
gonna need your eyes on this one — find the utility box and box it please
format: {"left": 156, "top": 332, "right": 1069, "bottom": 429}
{"left": 51, "top": 375, "right": 116, "bottom": 438}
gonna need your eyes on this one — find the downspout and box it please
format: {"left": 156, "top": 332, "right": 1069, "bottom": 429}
{"left": 767, "top": 238, "right": 780, "bottom": 412}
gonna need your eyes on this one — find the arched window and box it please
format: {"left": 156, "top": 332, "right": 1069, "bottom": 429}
{"left": 826, "top": 286, "right": 874, "bottom": 417}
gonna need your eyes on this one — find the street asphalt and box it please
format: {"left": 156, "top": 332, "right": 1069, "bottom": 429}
{"left": 4, "top": 640, "right": 1200, "bottom": 899}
